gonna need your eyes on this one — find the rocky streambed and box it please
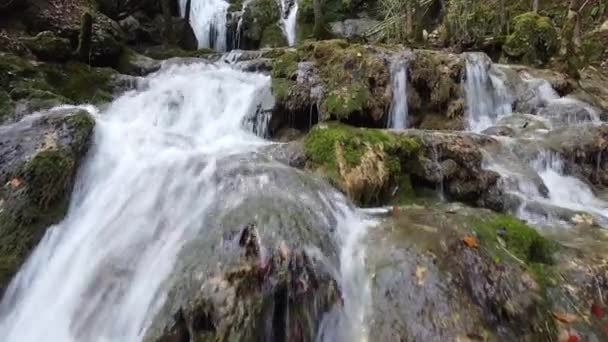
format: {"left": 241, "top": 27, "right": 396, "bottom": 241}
{"left": 1, "top": 1, "right": 608, "bottom": 341}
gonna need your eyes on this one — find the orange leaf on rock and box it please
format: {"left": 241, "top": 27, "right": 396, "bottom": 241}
{"left": 462, "top": 235, "right": 478, "bottom": 249}
{"left": 553, "top": 311, "right": 577, "bottom": 323}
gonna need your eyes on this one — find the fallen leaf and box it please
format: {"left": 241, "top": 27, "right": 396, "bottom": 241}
{"left": 415, "top": 265, "right": 427, "bottom": 286}
{"left": 8, "top": 178, "right": 21, "bottom": 190}
{"left": 553, "top": 311, "right": 577, "bottom": 323}
{"left": 567, "top": 335, "right": 579, "bottom": 342}
{"left": 591, "top": 303, "right": 605, "bottom": 319}
{"left": 462, "top": 235, "right": 478, "bottom": 249}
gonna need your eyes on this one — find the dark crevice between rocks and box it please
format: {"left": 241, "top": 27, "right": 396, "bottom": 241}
{"left": 269, "top": 104, "right": 319, "bottom": 137}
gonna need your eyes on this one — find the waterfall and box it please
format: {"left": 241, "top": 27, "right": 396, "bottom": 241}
{"left": 464, "top": 53, "right": 512, "bottom": 132}
{"left": 179, "top": 0, "right": 229, "bottom": 51}
{"left": 388, "top": 63, "right": 408, "bottom": 129}
{"left": 279, "top": 0, "right": 298, "bottom": 46}
{"left": 0, "top": 62, "right": 373, "bottom": 341}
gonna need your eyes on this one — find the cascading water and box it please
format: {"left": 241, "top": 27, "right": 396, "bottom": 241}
{"left": 279, "top": 0, "right": 298, "bottom": 46}
{"left": 468, "top": 56, "right": 608, "bottom": 228}
{"left": 0, "top": 62, "right": 373, "bottom": 341}
{"left": 179, "top": 0, "right": 229, "bottom": 51}
{"left": 464, "top": 53, "right": 513, "bottom": 133}
{"left": 388, "top": 63, "right": 408, "bottom": 129}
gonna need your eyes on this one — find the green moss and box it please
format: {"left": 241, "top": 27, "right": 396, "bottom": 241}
{"left": 260, "top": 24, "right": 288, "bottom": 48}
{"left": 24, "top": 150, "right": 75, "bottom": 209}
{"left": 304, "top": 122, "right": 420, "bottom": 183}
{"left": 271, "top": 78, "right": 295, "bottom": 103}
{"left": 271, "top": 50, "right": 299, "bottom": 78}
{"left": 242, "top": 0, "right": 281, "bottom": 43}
{"left": 503, "top": 12, "right": 558, "bottom": 66}
{"left": 66, "top": 110, "right": 95, "bottom": 149}
{"left": 41, "top": 62, "right": 115, "bottom": 104}
{"left": 297, "top": 40, "right": 389, "bottom": 120}
{"left": 322, "top": 85, "right": 369, "bottom": 119}
{"left": 469, "top": 214, "right": 556, "bottom": 265}
{"left": 0, "top": 90, "right": 14, "bottom": 122}
{"left": 20, "top": 31, "right": 73, "bottom": 62}
{"left": 389, "top": 174, "right": 417, "bottom": 205}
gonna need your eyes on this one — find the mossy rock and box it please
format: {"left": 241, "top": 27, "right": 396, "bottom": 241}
{"left": 580, "top": 28, "right": 608, "bottom": 68}
{"left": 260, "top": 24, "right": 288, "bottom": 48}
{"left": 20, "top": 31, "right": 73, "bottom": 62}
{"left": 0, "top": 109, "right": 95, "bottom": 295}
{"left": 241, "top": 0, "right": 282, "bottom": 46}
{"left": 301, "top": 40, "right": 390, "bottom": 121}
{"left": 304, "top": 122, "right": 420, "bottom": 205}
{"left": 41, "top": 62, "right": 116, "bottom": 104}
{"left": 503, "top": 12, "right": 558, "bottom": 66}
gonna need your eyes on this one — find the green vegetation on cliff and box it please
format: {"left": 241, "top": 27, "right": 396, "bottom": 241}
{"left": 503, "top": 12, "right": 558, "bottom": 66}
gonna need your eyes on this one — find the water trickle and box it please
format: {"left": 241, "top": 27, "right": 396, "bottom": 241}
{"left": 179, "top": 0, "right": 229, "bottom": 51}
{"left": 464, "top": 53, "right": 513, "bottom": 132}
{"left": 388, "top": 63, "right": 408, "bottom": 129}
{"left": 0, "top": 62, "right": 373, "bottom": 341}
{"left": 279, "top": 0, "right": 298, "bottom": 46}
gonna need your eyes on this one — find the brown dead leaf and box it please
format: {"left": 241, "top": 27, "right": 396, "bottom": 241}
{"left": 553, "top": 311, "right": 577, "bottom": 323}
{"left": 462, "top": 235, "right": 478, "bottom": 249}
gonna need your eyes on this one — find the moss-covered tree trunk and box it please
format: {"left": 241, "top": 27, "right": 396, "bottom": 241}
{"left": 532, "top": 0, "right": 539, "bottom": 12}
{"left": 313, "top": 0, "right": 325, "bottom": 40}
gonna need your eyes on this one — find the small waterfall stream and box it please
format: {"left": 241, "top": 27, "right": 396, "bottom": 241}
{"left": 0, "top": 62, "right": 373, "bottom": 341}
{"left": 388, "top": 63, "right": 408, "bottom": 129}
{"left": 465, "top": 55, "right": 608, "bottom": 228}
{"left": 179, "top": 0, "right": 229, "bottom": 51}
{"left": 279, "top": 0, "right": 298, "bottom": 46}
{"left": 464, "top": 53, "right": 512, "bottom": 133}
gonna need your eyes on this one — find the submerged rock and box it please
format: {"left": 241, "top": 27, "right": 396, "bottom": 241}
{"left": 0, "top": 107, "right": 95, "bottom": 295}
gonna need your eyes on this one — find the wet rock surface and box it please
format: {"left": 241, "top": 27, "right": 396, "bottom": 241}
{"left": 0, "top": 107, "right": 95, "bottom": 295}
{"left": 368, "top": 204, "right": 608, "bottom": 341}
{"left": 143, "top": 154, "right": 347, "bottom": 342}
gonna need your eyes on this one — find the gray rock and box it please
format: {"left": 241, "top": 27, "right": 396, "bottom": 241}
{"left": 329, "top": 18, "right": 380, "bottom": 41}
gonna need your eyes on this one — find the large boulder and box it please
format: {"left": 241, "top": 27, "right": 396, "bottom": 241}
{"left": 143, "top": 154, "right": 346, "bottom": 341}
{"left": 0, "top": 107, "right": 95, "bottom": 295}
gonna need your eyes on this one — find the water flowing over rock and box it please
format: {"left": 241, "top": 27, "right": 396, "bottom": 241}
{"left": 463, "top": 53, "right": 513, "bottom": 133}
{"left": 388, "top": 61, "right": 408, "bottom": 129}
{"left": 0, "top": 62, "right": 374, "bottom": 342}
{"left": 279, "top": 0, "right": 298, "bottom": 46}
{"left": 179, "top": 0, "right": 229, "bottom": 51}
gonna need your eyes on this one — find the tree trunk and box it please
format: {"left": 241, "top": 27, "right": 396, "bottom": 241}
{"left": 499, "top": 0, "right": 506, "bottom": 33}
{"left": 412, "top": 0, "right": 424, "bottom": 43}
{"left": 532, "top": 0, "right": 539, "bottom": 12}
{"left": 560, "top": 0, "right": 581, "bottom": 77}
{"left": 313, "top": 0, "right": 324, "bottom": 40}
